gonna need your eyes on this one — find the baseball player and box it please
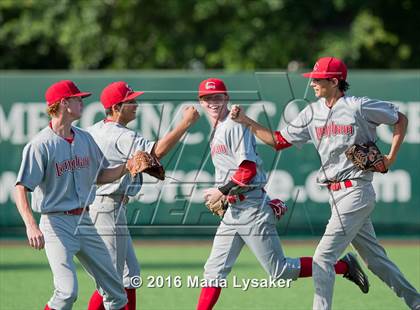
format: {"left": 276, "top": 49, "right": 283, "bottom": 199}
{"left": 86, "top": 81, "right": 200, "bottom": 310}
{"left": 230, "top": 57, "right": 420, "bottom": 309}
{"left": 196, "top": 78, "right": 370, "bottom": 310}
{"left": 14, "top": 80, "right": 130, "bottom": 310}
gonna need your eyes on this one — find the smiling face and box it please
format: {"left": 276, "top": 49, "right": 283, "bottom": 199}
{"left": 199, "top": 93, "right": 229, "bottom": 123}
{"left": 310, "top": 78, "right": 339, "bottom": 98}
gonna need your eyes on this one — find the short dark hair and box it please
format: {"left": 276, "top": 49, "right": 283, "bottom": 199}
{"left": 105, "top": 103, "right": 122, "bottom": 116}
{"left": 338, "top": 80, "right": 350, "bottom": 92}
{"left": 326, "top": 78, "right": 350, "bottom": 92}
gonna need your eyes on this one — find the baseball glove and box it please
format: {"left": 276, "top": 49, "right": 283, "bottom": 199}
{"left": 205, "top": 196, "right": 228, "bottom": 218}
{"left": 345, "top": 141, "right": 388, "bottom": 173}
{"left": 126, "top": 151, "right": 165, "bottom": 180}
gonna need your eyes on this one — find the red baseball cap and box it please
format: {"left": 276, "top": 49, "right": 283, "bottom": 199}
{"left": 100, "top": 81, "right": 144, "bottom": 109}
{"left": 45, "top": 80, "right": 91, "bottom": 106}
{"left": 302, "top": 57, "right": 347, "bottom": 80}
{"left": 198, "top": 78, "right": 228, "bottom": 97}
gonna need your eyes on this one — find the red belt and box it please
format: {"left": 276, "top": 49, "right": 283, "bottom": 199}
{"left": 327, "top": 180, "right": 353, "bottom": 191}
{"left": 63, "top": 207, "right": 89, "bottom": 215}
{"left": 227, "top": 188, "right": 266, "bottom": 204}
{"left": 227, "top": 194, "right": 245, "bottom": 204}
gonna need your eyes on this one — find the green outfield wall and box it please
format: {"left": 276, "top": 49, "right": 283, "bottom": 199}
{"left": 0, "top": 71, "right": 419, "bottom": 237}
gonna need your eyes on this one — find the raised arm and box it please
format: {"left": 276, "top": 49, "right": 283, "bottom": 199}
{"left": 230, "top": 105, "right": 276, "bottom": 147}
{"left": 230, "top": 105, "right": 293, "bottom": 150}
{"left": 153, "top": 106, "right": 200, "bottom": 159}
{"left": 384, "top": 112, "right": 408, "bottom": 168}
{"left": 95, "top": 105, "right": 198, "bottom": 184}
{"left": 14, "top": 184, "right": 44, "bottom": 250}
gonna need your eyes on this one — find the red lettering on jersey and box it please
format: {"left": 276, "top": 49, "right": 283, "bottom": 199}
{"left": 55, "top": 156, "right": 90, "bottom": 177}
{"left": 210, "top": 144, "right": 228, "bottom": 156}
{"left": 315, "top": 122, "right": 353, "bottom": 140}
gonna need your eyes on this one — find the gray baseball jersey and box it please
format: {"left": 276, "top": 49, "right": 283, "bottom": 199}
{"left": 280, "top": 96, "right": 398, "bottom": 184}
{"left": 211, "top": 117, "right": 266, "bottom": 187}
{"left": 279, "top": 96, "right": 419, "bottom": 309}
{"left": 88, "top": 119, "right": 154, "bottom": 292}
{"left": 204, "top": 115, "right": 301, "bottom": 283}
{"left": 87, "top": 120, "right": 155, "bottom": 196}
{"left": 15, "top": 124, "right": 127, "bottom": 309}
{"left": 16, "top": 125, "right": 109, "bottom": 212}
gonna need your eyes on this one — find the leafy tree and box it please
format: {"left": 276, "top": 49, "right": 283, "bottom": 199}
{"left": 0, "top": 0, "right": 418, "bottom": 70}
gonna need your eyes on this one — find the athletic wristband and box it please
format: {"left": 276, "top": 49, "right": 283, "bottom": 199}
{"left": 218, "top": 180, "right": 237, "bottom": 195}
{"left": 274, "top": 131, "right": 292, "bottom": 151}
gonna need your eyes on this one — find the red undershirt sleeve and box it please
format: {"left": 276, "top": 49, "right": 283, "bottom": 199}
{"left": 274, "top": 131, "right": 292, "bottom": 151}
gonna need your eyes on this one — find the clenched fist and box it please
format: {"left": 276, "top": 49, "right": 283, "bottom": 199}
{"left": 230, "top": 104, "right": 246, "bottom": 124}
{"left": 183, "top": 106, "right": 200, "bottom": 126}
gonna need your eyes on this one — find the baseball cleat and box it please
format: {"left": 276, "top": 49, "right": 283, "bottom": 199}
{"left": 341, "top": 252, "right": 370, "bottom": 294}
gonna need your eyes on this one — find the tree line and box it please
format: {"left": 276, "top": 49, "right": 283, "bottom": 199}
{"left": 0, "top": 0, "right": 418, "bottom": 70}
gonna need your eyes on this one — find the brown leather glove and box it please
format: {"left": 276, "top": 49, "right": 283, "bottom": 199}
{"left": 345, "top": 141, "right": 388, "bottom": 173}
{"left": 126, "top": 151, "right": 165, "bottom": 180}
{"left": 205, "top": 196, "right": 228, "bottom": 218}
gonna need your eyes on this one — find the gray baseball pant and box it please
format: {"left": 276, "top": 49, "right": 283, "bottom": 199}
{"left": 40, "top": 212, "right": 127, "bottom": 310}
{"left": 204, "top": 195, "right": 301, "bottom": 282}
{"left": 312, "top": 182, "right": 420, "bottom": 310}
{"left": 89, "top": 195, "right": 141, "bottom": 289}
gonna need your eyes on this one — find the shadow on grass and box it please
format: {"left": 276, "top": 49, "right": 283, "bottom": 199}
{"left": 0, "top": 262, "right": 256, "bottom": 271}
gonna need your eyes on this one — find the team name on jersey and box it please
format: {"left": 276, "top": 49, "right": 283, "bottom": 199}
{"left": 55, "top": 156, "right": 90, "bottom": 177}
{"left": 315, "top": 122, "right": 354, "bottom": 140}
{"left": 210, "top": 144, "right": 228, "bottom": 156}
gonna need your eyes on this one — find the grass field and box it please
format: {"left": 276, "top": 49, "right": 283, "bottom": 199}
{"left": 0, "top": 239, "right": 419, "bottom": 310}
